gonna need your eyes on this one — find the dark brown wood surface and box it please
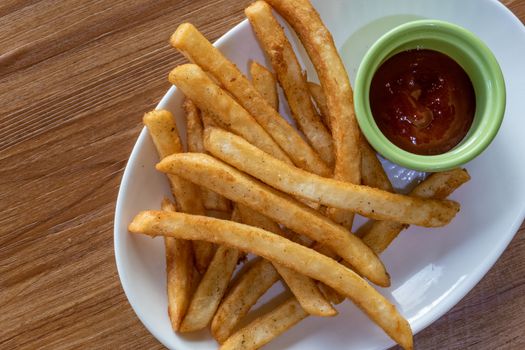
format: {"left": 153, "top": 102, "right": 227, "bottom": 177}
{"left": 0, "top": 1, "right": 523, "bottom": 349}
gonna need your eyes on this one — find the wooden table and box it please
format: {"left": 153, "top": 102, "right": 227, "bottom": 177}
{"left": 1, "top": 1, "right": 523, "bottom": 349}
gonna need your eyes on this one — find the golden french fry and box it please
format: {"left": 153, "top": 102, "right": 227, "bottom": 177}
{"left": 160, "top": 198, "right": 194, "bottom": 331}
{"left": 180, "top": 208, "right": 241, "bottom": 332}
{"left": 143, "top": 109, "right": 213, "bottom": 274}
{"left": 129, "top": 211, "right": 413, "bottom": 350}
{"left": 266, "top": 0, "right": 361, "bottom": 182}
{"left": 203, "top": 128, "right": 460, "bottom": 227}
{"left": 170, "top": 23, "right": 331, "bottom": 177}
{"left": 360, "top": 140, "right": 393, "bottom": 192}
{"left": 211, "top": 257, "right": 280, "bottom": 343}
{"left": 201, "top": 110, "right": 220, "bottom": 128}
{"left": 362, "top": 168, "right": 471, "bottom": 254}
{"left": 183, "top": 98, "right": 204, "bottom": 154}
{"left": 317, "top": 282, "right": 345, "bottom": 306}
{"left": 266, "top": 0, "right": 361, "bottom": 230}
{"left": 411, "top": 168, "right": 471, "bottom": 200}
{"left": 307, "top": 83, "right": 393, "bottom": 192}
{"left": 183, "top": 98, "right": 231, "bottom": 212}
{"left": 180, "top": 245, "right": 239, "bottom": 332}
{"left": 246, "top": 1, "right": 334, "bottom": 166}
{"left": 249, "top": 60, "right": 320, "bottom": 211}
{"left": 275, "top": 264, "right": 336, "bottom": 316}
{"left": 311, "top": 242, "right": 346, "bottom": 305}
{"left": 156, "top": 153, "right": 390, "bottom": 287}
{"left": 170, "top": 64, "right": 291, "bottom": 165}
{"left": 249, "top": 61, "right": 279, "bottom": 110}
{"left": 220, "top": 297, "right": 308, "bottom": 350}
{"left": 238, "top": 205, "right": 336, "bottom": 317}
{"left": 307, "top": 81, "right": 331, "bottom": 130}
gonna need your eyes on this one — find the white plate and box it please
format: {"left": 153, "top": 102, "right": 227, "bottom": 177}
{"left": 114, "top": 1, "right": 525, "bottom": 349}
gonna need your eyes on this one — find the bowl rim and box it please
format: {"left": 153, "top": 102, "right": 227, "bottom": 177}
{"left": 354, "top": 19, "right": 506, "bottom": 172}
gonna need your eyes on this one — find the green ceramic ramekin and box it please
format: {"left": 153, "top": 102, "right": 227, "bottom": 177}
{"left": 354, "top": 20, "right": 505, "bottom": 172}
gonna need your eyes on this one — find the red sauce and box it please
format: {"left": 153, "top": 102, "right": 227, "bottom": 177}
{"left": 369, "top": 49, "right": 475, "bottom": 155}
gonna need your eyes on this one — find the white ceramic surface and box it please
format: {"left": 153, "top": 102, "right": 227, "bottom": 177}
{"left": 114, "top": 1, "right": 525, "bottom": 349}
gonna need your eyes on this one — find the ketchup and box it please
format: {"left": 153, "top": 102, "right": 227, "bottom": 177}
{"left": 369, "top": 49, "right": 475, "bottom": 155}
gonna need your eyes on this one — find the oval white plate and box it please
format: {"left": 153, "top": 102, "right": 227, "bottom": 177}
{"left": 114, "top": 1, "right": 525, "bottom": 349}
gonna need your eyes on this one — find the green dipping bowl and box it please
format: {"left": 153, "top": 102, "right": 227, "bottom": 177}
{"left": 354, "top": 20, "right": 505, "bottom": 172}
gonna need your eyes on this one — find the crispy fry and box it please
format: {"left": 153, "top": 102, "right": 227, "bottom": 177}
{"left": 183, "top": 98, "right": 231, "bottom": 212}
{"left": 180, "top": 244, "right": 239, "bottom": 332}
{"left": 276, "top": 264, "right": 336, "bottom": 316}
{"left": 238, "top": 205, "right": 336, "bottom": 317}
{"left": 266, "top": 0, "right": 361, "bottom": 230}
{"left": 411, "top": 168, "right": 471, "bottom": 200}
{"left": 307, "top": 81, "right": 331, "bottom": 130}
{"left": 201, "top": 110, "right": 220, "bottom": 128}
{"left": 360, "top": 140, "right": 393, "bottom": 192}
{"left": 362, "top": 169, "right": 471, "bottom": 254}
{"left": 249, "top": 61, "right": 279, "bottom": 110}
{"left": 220, "top": 297, "right": 308, "bottom": 350}
{"left": 309, "top": 82, "right": 392, "bottom": 192}
{"left": 170, "top": 64, "right": 291, "bottom": 165}
{"left": 170, "top": 23, "right": 331, "bottom": 177}
{"left": 211, "top": 258, "right": 280, "bottom": 343}
{"left": 183, "top": 98, "right": 204, "bottom": 154}
{"left": 160, "top": 198, "right": 194, "bottom": 331}
{"left": 143, "top": 109, "right": 213, "bottom": 273}
{"left": 156, "top": 153, "right": 390, "bottom": 287}
{"left": 317, "top": 282, "right": 345, "bottom": 306}
{"left": 311, "top": 242, "right": 346, "bottom": 305}
{"left": 249, "top": 60, "right": 319, "bottom": 210}
{"left": 307, "top": 83, "right": 393, "bottom": 192}
{"left": 246, "top": 1, "right": 334, "bottom": 166}
{"left": 180, "top": 208, "right": 241, "bottom": 332}
{"left": 129, "top": 211, "right": 413, "bottom": 350}
{"left": 203, "top": 128, "right": 460, "bottom": 227}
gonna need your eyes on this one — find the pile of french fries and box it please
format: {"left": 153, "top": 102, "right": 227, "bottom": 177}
{"left": 128, "top": 1, "right": 471, "bottom": 349}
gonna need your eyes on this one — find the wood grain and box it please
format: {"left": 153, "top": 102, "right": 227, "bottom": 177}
{"left": 0, "top": 1, "right": 523, "bottom": 349}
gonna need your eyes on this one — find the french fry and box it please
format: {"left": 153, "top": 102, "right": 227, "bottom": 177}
{"left": 249, "top": 60, "right": 320, "bottom": 211}
{"left": 183, "top": 98, "right": 231, "bottom": 212}
{"left": 410, "top": 168, "right": 471, "bottom": 200}
{"left": 220, "top": 297, "right": 308, "bottom": 350}
{"left": 266, "top": 0, "right": 361, "bottom": 230}
{"left": 128, "top": 211, "right": 413, "bottom": 350}
{"left": 159, "top": 198, "right": 194, "bottom": 331}
{"left": 183, "top": 98, "right": 204, "bottom": 154}
{"left": 246, "top": 1, "right": 334, "bottom": 166}
{"left": 307, "top": 82, "right": 393, "bottom": 192}
{"left": 275, "top": 264, "right": 336, "bottom": 316}
{"left": 170, "top": 23, "right": 331, "bottom": 177}
{"left": 211, "top": 257, "right": 280, "bottom": 343}
{"left": 311, "top": 242, "right": 346, "bottom": 305}
{"left": 203, "top": 128, "right": 460, "bottom": 227}
{"left": 201, "top": 110, "right": 220, "bottom": 129}
{"left": 237, "top": 205, "right": 336, "bottom": 317}
{"left": 308, "top": 81, "right": 331, "bottom": 130}
{"left": 180, "top": 208, "right": 241, "bottom": 332}
{"left": 308, "top": 84, "right": 394, "bottom": 194}
{"left": 249, "top": 61, "right": 279, "bottom": 110}
{"left": 360, "top": 139, "right": 393, "bottom": 192}
{"left": 308, "top": 82, "right": 356, "bottom": 230}
{"left": 170, "top": 64, "right": 291, "bottom": 165}
{"left": 156, "top": 153, "right": 390, "bottom": 287}
{"left": 362, "top": 169, "right": 471, "bottom": 254}
{"left": 143, "top": 110, "right": 213, "bottom": 274}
